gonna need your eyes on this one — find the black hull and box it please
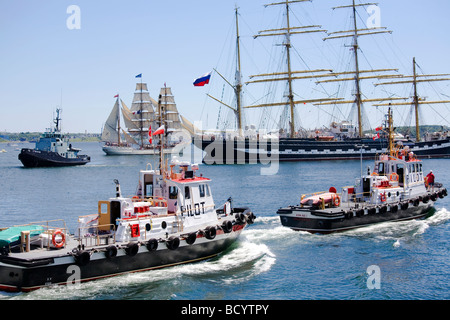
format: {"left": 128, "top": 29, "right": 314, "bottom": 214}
{"left": 0, "top": 227, "right": 243, "bottom": 292}
{"left": 277, "top": 201, "right": 435, "bottom": 234}
{"left": 18, "top": 149, "right": 90, "bottom": 167}
{"left": 195, "top": 137, "right": 450, "bottom": 163}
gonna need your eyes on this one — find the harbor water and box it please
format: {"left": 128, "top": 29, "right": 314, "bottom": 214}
{"left": 0, "top": 142, "right": 449, "bottom": 300}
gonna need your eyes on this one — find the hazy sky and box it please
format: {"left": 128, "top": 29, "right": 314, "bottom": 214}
{"left": 1, "top": 0, "right": 449, "bottom": 133}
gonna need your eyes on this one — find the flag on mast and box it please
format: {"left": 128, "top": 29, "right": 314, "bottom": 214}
{"left": 148, "top": 125, "right": 152, "bottom": 144}
{"left": 152, "top": 125, "right": 165, "bottom": 136}
{"left": 193, "top": 72, "right": 211, "bottom": 87}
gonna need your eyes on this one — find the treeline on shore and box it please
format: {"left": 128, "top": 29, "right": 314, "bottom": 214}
{"left": 0, "top": 132, "right": 101, "bottom": 143}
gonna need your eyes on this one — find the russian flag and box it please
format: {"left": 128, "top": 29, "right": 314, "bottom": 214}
{"left": 152, "top": 125, "right": 165, "bottom": 135}
{"left": 193, "top": 72, "right": 211, "bottom": 87}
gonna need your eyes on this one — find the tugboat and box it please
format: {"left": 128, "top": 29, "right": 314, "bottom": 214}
{"left": 18, "top": 108, "right": 90, "bottom": 167}
{"left": 277, "top": 109, "right": 447, "bottom": 234}
{"left": 0, "top": 95, "right": 255, "bottom": 292}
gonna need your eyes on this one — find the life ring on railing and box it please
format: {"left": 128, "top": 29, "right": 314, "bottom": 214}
{"left": 333, "top": 195, "right": 341, "bottom": 207}
{"left": 158, "top": 197, "right": 167, "bottom": 207}
{"left": 52, "top": 229, "right": 65, "bottom": 249}
{"left": 380, "top": 192, "right": 387, "bottom": 202}
{"left": 389, "top": 173, "right": 399, "bottom": 182}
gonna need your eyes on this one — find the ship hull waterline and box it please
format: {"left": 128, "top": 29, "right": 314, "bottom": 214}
{"left": 0, "top": 226, "right": 244, "bottom": 292}
{"left": 277, "top": 199, "right": 437, "bottom": 234}
{"left": 196, "top": 137, "right": 450, "bottom": 163}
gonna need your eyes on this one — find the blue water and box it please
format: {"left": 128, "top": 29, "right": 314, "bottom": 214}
{"left": 0, "top": 142, "right": 449, "bottom": 300}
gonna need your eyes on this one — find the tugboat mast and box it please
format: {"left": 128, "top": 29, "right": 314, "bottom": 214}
{"left": 158, "top": 89, "right": 165, "bottom": 174}
{"left": 54, "top": 108, "right": 62, "bottom": 133}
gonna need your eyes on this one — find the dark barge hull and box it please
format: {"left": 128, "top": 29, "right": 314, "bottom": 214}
{"left": 196, "top": 137, "right": 450, "bottom": 163}
{"left": 277, "top": 190, "right": 447, "bottom": 234}
{"left": 0, "top": 226, "right": 243, "bottom": 292}
{"left": 18, "top": 149, "right": 90, "bottom": 167}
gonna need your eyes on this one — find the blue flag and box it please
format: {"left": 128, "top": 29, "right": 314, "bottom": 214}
{"left": 136, "top": 73, "right": 142, "bottom": 78}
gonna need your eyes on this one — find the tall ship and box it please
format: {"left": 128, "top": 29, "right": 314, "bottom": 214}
{"left": 102, "top": 78, "right": 188, "bottom": 155}
{"left": 18, "top": 108, "right": 90, "bottom": 167}
{"left": 277, "top": 108, "right": 447, "bottom": 233}
{"left": 0, "top": 94, "right": 255, "bottom": 292}
{"left": 194, "top": 1, "right": 450, "bottom": 163}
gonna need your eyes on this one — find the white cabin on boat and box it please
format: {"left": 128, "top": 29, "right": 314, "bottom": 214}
{"left": 342, "top": 150, "right": 427, "bottom": 206}
{"left": 76, "top": 161, "right": 227, "bottom": 246}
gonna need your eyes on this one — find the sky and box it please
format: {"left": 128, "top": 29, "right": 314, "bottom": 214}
{"left": 1, "top": 0, "right": 450, "bottom": 133}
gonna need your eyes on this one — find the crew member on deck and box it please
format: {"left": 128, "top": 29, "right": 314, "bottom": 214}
{"left": 426, "top": 170, "right": 435, "bottom": 192}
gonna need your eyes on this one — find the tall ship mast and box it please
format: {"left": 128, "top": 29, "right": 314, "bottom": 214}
{"left": 245, "top": 0, "right": 339, "bottom": 138}
{"left": 373, "top": 57, "right": 450, "bottom": 142}
{"left": 204, "top": 6, "right": 245, "bottom": 137}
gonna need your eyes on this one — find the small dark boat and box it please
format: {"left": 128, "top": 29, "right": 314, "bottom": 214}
{"left": 18, "top": 108, "right": 90, "bottom": 167}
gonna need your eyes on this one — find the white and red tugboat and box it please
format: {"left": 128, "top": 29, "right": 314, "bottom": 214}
{"left": 277, "top": 109, "right": 447, "bottom": 234}
{"left": 0, "top": 91, "right": 255, "bottom": 292}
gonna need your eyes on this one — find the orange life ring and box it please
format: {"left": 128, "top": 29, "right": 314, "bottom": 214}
{"left": 333, "top": 195, "right": 341, "bottom": 207}
{"left": 158, "top": 197, "right": 167, "bottom": 207}
{"left": 380, "top": 192, "right": 387, "bottom": 202}
{"left": 389, "top": 173, "right": 399, "bottom": 182}
{"left": 52, "top": 229, "right": 65, "bottom": 249}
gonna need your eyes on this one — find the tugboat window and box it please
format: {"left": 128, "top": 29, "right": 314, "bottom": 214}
{"left": 185, "top": 186, "right": 190, "bottom": 199}
{"left": 145, "top": 184, "right": 153, "bottom": 197}
{"left": 169, "top": 186, "right": 178, "bottom": 199}
{"left": 378, "top": 163, "right": 385, "bottom": 175}
{"left": 199, "top": 184, "right": 205, "bottom": 197}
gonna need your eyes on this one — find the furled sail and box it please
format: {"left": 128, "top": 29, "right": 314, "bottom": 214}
{"left": 159, "top": 87, "right": 182, "bottom": 133}
{"left": 128, "top": 82, "right": 158, "bottom": 146}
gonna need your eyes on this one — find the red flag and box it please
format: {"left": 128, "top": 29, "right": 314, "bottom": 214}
{"left": 152, "top": 125, "right": 165, "bottom": 135}
{"left": 114, "top": 94, "right": 119, "bottom": 98}
{"left": 148, "top": 126, "right": 152, "bottom": 144}
{"left": 375, "top": 126, "right": 382, "bottom": 131}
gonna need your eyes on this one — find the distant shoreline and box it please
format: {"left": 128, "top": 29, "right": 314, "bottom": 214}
{"left": 0, "top": 132, "right": 101, "bottom": 143}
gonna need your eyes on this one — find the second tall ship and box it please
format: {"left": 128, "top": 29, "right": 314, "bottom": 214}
{"left": 194, "top": 1, "right": 450, "bottom": 163}
{"left": 102, "top": 78, "right": 188, "bottom": 155}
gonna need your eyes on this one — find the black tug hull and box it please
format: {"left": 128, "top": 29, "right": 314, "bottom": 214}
{"left": 277, "top": 190, "right": 447, "bottom": 234}
{"left": 0, "top": 227, "right": 243, "bottom": 292}
{"left": 278, "top": 204, "right": 432, "bottom": 234}
{"left": 18, "top": 149, "right": 90, "bottom": 167}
